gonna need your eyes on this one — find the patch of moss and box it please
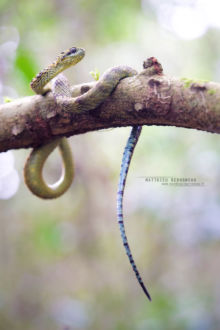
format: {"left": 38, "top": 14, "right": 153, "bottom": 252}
{"left": 90, "top": 68, "right": 100, "bottom": 81}
{"left": 207, "top": 89, "right": 216, "bottom": 95}
{"left": 181, "top": 77, "right": 209, "bottom": 88}
{"left": 181, "top": 77, "right": 195, "bottom": 88}
{"left": 3, "top": 97, "right": 13, "bottom": 103}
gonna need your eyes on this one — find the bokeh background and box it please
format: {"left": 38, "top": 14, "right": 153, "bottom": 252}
{"left": 1, "top": 0, "right": 220, "bottom": 329}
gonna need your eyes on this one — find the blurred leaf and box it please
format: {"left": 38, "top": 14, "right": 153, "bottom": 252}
{"left": 96, "top": 2, "right": 139, "bottom": 42}
{"left": 31, "top": 217, "right": 62, "bottom": 256}
{"left": 15, "top": 47, "right": 38, "bottom": 82}
{"left": 14, "top": 47, "right": 38, "bottom": 94}
{"left": 0, "top": 0, "right": 12, "bottom": 10}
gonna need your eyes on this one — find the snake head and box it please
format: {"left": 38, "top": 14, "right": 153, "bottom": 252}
{"left": 30, "top": 47, "right": 86, "bottom": 94}
{"left": 59, "top": 47, "right": 85, "bottom": 66}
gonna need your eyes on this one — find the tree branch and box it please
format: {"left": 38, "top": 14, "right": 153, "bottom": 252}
{"left": 1, "top": 67, "right": 220, "bottom": 152}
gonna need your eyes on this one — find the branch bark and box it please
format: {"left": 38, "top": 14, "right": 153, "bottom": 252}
{"left": 1, "top": 68, "right": 220, "bottom": 152}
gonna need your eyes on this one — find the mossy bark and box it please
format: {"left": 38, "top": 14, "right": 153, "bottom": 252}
{"left": 0, "top": 69, "right": 220, "bottom": 152}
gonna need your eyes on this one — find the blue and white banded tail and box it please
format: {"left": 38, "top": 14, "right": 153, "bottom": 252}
{"left": 117, "top": 125, "right": 151, "bottom": 301}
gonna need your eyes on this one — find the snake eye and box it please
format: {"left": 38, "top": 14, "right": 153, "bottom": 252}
{"left": 65, "top": 47, "right": 77, "bottom": 57}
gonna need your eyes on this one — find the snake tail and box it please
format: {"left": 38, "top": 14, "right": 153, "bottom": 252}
{"left": 117, "top": 126, "right": 151, "bottom": 301}
{"left": 24, "top": 138, "right": 74, "bottom": 199}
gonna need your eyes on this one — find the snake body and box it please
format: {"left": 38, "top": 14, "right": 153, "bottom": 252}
{"left": 25, "top": 47, "right": 136, "bottom": 199}
{"left": 24, "top": 46, "right": 150, "bottom": 298}
{"left": 24, "top": 47, "right": 85, "bottom": 199}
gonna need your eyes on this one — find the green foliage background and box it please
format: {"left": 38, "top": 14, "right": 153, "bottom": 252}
{"left": 0, "top": 0, "right": 220, "bottom": 329}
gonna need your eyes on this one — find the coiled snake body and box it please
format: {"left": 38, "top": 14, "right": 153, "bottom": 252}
{"left": 24, "top": 46, "right": 151, "bottom": 299}
{"left": 24, "top": 47, "right": 85, "bottom": 199}
{"left": 24, "top": 46, "right": 136, "bottom": 199}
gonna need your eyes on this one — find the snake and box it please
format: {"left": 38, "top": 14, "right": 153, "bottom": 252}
{"left": 24, "top": 46, "right": 151, "bottom": 299}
